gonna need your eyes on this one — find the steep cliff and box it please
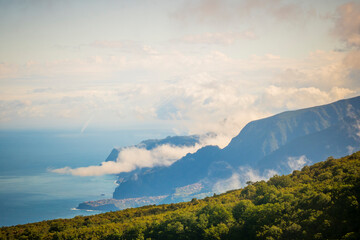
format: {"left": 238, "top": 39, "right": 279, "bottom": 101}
{"left": 113, "top": 96, "right": 360, "bottom": 200}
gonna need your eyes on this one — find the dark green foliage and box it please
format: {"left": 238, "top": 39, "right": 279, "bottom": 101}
{"left": 1, "top": 152, "right": 360, "bottom": 239}
{"left": 232, "top": 200, "right": 254, "bottom": 221}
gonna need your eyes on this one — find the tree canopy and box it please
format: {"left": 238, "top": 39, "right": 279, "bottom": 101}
{"left": 1, "top": 152, "right": 360, "bottom": 239}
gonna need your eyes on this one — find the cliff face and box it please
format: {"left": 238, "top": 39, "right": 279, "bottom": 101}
{"left": 112, "top": 96, "right": 360, "bottom": 201}
{"left": 222, "top": 96, "right": 360, "bottom": 167}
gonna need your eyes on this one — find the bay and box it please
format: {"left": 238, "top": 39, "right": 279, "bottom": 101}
{"left": 0, "top": 129, "right": 171, "bottom": 226}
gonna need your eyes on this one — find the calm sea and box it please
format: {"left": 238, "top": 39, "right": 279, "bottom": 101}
{"left": 0, "top": 129, "right": 171, "bottom": 227}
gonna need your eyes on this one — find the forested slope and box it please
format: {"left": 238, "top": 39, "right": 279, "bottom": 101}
{"left": 1, "top": 152, "right": 359, "bottom": 240}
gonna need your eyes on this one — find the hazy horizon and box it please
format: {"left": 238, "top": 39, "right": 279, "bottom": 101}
{"left": 1, "top": 0, "right": 359, "bottom": 142}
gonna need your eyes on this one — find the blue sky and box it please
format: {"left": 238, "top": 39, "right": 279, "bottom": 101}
{"left": 0, "top": 0, "right": 359, "bottom": 141}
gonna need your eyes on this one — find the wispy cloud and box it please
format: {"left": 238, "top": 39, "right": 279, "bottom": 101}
{"left": 172, "top": 0, "right": 310, "bottom": 25}
{"left": 212, "top": 155, "right": 311, "bottom": 194}
{"left": 0, "top": 1, "right": 359, "bottom": 136}
{"left": 212, "top": 166, "right": 278, "bottom": 193}
{"left": 80, "top": 115, "right": 94, "bottom": 134}
{"left": 177, "top": 31, "right": 256, "bottom": 45}
{"left": 346, "top": 103, "right": 360, "bottom": 139}
{"left": 332, "top": 2, "right": 360, "bottom": 48}
{"left": 1, "top": 46, "right": 357, "bottom": 132}
{"left": 287, "top": 155, "right": 310, "bottom": 171}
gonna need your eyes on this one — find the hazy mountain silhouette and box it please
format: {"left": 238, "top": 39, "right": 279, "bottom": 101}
{"left": 112, "top": 96, "right": 360, "bottom": 200}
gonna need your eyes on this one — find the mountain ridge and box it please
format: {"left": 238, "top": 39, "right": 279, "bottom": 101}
{"left": 222, "top": 96, "right": 360, "bottom": 167}
{"left": 112, "top": 96, "right": 360, "bottom": 201}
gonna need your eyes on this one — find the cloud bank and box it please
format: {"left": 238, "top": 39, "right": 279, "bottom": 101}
{"left": 51, "top": 133, "right": 229, "bottom": 176}
{"left": 1, "top": 1, "right": 359, "bottom": 152}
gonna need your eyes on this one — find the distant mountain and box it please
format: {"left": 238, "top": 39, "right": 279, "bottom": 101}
{"left": 77, "top": 96, "right": 360, "bottom": 210}
{"left": 223, "top": 95, "right": 360, "bottom": 170}
{"left": 105, "top": 134, "right": 201, "bottom": 162}
{"left": 113, "top": 96, "right": 360, "bottom": 201}
{"left": 104, "top": 134, "right": 203, "bottom": 181}
{"left": 113, "top": 145, "right": 221, "bottom": 199}
{"left": 224, "top": 108, "right": 332, "bottom": 164}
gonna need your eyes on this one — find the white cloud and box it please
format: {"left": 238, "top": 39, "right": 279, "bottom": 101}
{"left": 1, "top": 46, "right": 358, "bottom": 136}
{"left": 212, "top": 173, "right": 242, "bottom": 193}
{"left": 212, "top": 166, "right": 278, "bottom": 193}
{"left": 259, "top": 85, "right": 356, "bottom": 112}
{"left": 1, "top": 1, "right": 360, "bottom": 134}
{"left": 347, "top": 145, "right": 355, "bottom": 155}
{"left": 1, "top": 1, "right": 359, "bottom": 134}
{"left": 51, "top": 133, "right": 228, "bottom": 176}
{"left": 287, "top": 155, "right": 310, "bottom": 171}
{"left": 346, "top": 103, "right": 360, "bottom": 139}
{"left": 240, "top": 167, "right": 278, "bottom": 183}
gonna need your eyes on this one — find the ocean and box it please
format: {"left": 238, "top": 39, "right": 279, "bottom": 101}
{"left": 0, "top": 129, "right": 171, "bottom": 227}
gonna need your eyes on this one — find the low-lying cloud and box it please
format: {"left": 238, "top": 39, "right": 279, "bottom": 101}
{"left": 212, "top": 166, "right": 278, "bottom": 193}
{"left": 212, "top": 155, "right": 311, "bottom": 194}
{"left": 346, "top": 103, "right": 360, "bottom": 139}
{"left": 52, "top": 144, "right": 200, "bottom": 176}
{"left": 51, "top": 133, "right": 230, "bottom": 176}
{"left": 287, "top": 155, "right": 310, "bottom": 171}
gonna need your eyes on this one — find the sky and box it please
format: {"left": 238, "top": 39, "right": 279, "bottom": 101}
{"left": 1, "top": 0, "right": 360, "bottom": 142}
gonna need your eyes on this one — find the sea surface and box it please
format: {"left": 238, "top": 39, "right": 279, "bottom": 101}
{"left": 0, "top": 129, "right": 171, "bottom": 227}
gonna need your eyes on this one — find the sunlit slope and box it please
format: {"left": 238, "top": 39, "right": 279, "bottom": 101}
{"left": 1, "top": 152, "right": 359, "bottom": 239}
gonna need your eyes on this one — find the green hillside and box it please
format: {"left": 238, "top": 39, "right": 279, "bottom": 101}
{"left": 1, "top": 152, "right": 360, "bottom": 240}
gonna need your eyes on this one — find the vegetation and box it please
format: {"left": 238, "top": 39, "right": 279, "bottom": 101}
{"left": 1, "top": 152, "right": 360, "bottom": 240}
